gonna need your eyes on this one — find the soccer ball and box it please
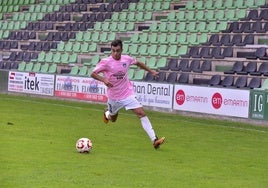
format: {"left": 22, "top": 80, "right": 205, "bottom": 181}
{"left": 76, "top": 138, "right": 93, "bottom": 153}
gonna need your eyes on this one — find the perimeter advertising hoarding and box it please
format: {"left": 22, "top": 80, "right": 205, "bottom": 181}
{"left": 133, "top": 81, "right": 173, "bottom": 109}
{"left": 8, "top": 71, "right": 54, "bottom": 96}
{"left": 173, "top": 85, "right": 250, "bottom": 118}
{"left": 54, "top": 75, "right": 107, "bottom": 102}
{"left": 249, "top": 90, "right": 268, "bottom": 120}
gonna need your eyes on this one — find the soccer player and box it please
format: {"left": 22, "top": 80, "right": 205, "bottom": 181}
{"left": 90, "top": 39, "right": 165, "bottom": 149}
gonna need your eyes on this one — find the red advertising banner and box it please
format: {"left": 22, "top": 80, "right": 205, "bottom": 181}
{"left": 54, "top": 75, "right": 107, "bottom": 103}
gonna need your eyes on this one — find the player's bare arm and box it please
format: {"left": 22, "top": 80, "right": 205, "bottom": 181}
{"left": 91, "top": 72, "right": 113, "bottom": 87}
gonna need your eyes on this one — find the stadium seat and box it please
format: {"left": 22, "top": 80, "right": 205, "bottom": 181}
{"left": 233, "top": 76, "right": 247, "bottom": 88}
{"left": 209, "top": 74, "right": 221, "bottom": 86}
{"left": 247, "top": 77, "right": 261, "bottom": 89}
{"left": 224, "top": 61, "right": 244, "bottom": 74}
{"left": 177, "top": 73, "right": 189, "bottom": 84}
{"left": 250, "top": 62, "right": 268, "bottom": 76}
{"left": 237, "top": 61, "right": 257, "bottom": 75}
{"left": 166, "top": 72, "right": 178, "bottom": 83}
{"left": 220, "top": 75, "right": 234, "bottom": 87}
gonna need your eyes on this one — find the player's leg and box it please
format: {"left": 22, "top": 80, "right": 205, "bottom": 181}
{"left": 103, "top": 100, "right": 122, "bottom": 123}
{"left": 124, "top": 96, "right": 165, "bottom": 149}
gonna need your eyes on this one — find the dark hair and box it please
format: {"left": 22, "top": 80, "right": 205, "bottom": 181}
{"left": 111, "top": 39, "right": 123, "bottom": 49}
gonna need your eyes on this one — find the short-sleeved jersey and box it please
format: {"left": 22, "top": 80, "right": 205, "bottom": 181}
{"left": 92, "top": 55, "right": 137, "bottom": 100}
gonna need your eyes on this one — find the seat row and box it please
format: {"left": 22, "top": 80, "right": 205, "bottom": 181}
{"left": 183, "top": 0, "right": 266, "bottom": 10}
{"left": 164, "top": 9, "right": 247, "bottom": 22}
{"left": 224, "top": 61, "right": 268, "bottom": 76}
{"left": 144, "top": 21, "right": 228, "bottom": 34}
{"left": 182, "top": 46, "right": 233, "bottom": 59}
{"left": 209, "top": 74, "right": 262, "bottom": 89}
{"left": 160, "top": 59, "right": 212, "bottom": 73}
{"left": 144, "top": 71, "right": 190, "bottom": 84}
{"left": 129, "top": 32, "right": 208, "bottom": 46}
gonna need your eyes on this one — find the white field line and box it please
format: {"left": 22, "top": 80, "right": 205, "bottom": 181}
{"left": 2, "top": 97, "right": 268, "bottom": 134}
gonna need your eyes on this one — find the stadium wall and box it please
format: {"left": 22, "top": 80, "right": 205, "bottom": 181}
{"left": 2, "top": 70, "right": 268, "bottom": 125}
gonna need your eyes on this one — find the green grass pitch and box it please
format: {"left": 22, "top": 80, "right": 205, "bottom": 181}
{"left": 1, "top": 93, "right": 268, "bottom": 188}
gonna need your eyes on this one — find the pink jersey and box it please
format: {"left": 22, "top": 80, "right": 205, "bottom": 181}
{"left": 92, "top": 55, "right": 137, "bottom": 100}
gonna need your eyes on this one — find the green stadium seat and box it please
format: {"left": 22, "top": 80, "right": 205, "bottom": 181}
{"left": 138, "top": 44, "right": 148, "bottom": 56}
{"left": 73, "top": 42, "right": 81, "bottom": 53}
{"left": 90, "top": 55, "right": 100, "bottom": 66}
{"left": 175, "top": 11, "right": 186, "bottom": 21}
{"left": 65, "top": 42, "right": 73, "bottom": 52}
{"left": 99, "top": 32, "right": 108, "bottom": 43}
{"left": 57, "top": 42, "right": 65, "bottom": 52}
{"left": 236, "top": 9, "right": 247, "bottom": 19}
{"left": 45, "top": 52, "right": 53, "bottom": 63}
{"left": 146, "top": 56, "right": 157, "bottom": 69}
{"left": 224, "top": 0, "right": 234, "bottom": 9}
{"left": 177, "top": 33, "right": 187, "bottom": 44}
{"left": 195, "top": 1, "right": 205, "bottom": 10}
{"left": 126, "top": 12, "right": 135, "bottom": 22}
{"left": 184, "top": 1, "right": 194, "bottom": 10}
{"left": 196, "top": 22, "right": 207, "bottom": 32}
{"left": 25, "top": 62, "right": 34, "bottom": 72}
{"left": 177, "top": 45, "right": 188, "bottom": 56}
{"left": 126, "top": 22, "right": 135, "bottom": 31}
{"left": 147, "top": 44, "right": 158, "bottom": 56}
{"left": 177, "top": 22, "right": 187, "bottom": 32}
{"left": 91, "top": 32, "right": 100, "bottom": 42}
{"left": 37, "top": 51, "right": 46, "bottom": 62}
{"left": 53, "top": 52, "right": 61, "bottom": 63}
{"left": 130, "top": 33, "right": 139, "bottom": 43}
{"left": 88, "top": 43, "right": 97, "bottom": 52}
{"left": 133, "top": 69, "right": 145, "bottom": 80}
{"left": 107, "top": 32, "right": 116, "bottom": 42}
{"left": 215, "top": 9, "right": 225, "bottom": 21}
{"left": 204, "top": 0, "right": 213, "bottom": 9}
{"left": 69, "top": 65, "right": 79, "bottom": 75}
{"left": 32, "top": 63, "right": 41, "bottom": 72}
{"left": 158, "top": 33, "right": 168, "bottom": 44}
{"left": 185, "top": 10, "right": 195, "bottom": 21}
{"left": 129, "top": 44, "right": 138, "bottom": 55}
{"left": 203, "top": 10, "right": 216, "bottom": 21}
{"left": 153, "top": 2, "right": 162, "bottom": 11}
{"left": 187, "top": 22, "right": 197, "bottom": 32}
{"left": 148, "top": 32, "right": 158, "bottom": 44}
{"left": 61, "top": 53, "right": 69, "bottom": 64}
{"left": 187, "top": 33, "right": 198, "bottom": 45}
{"left": 94, "top": 22, "right": 102, "bottom": 31}
{"left": 155, "top": 57, "right": 167, "bottom": 69}
{"left": 119, "top": 12, "right": 127, "bottom": 22}
{"left": 40, "top": 63, "right": 49, "bottom": 73}
{"left": 83, "top": 32, "right": 91, "bottom": 42}
{"left": 198, "top": 33, "right": 208, "bottom": 44}
{"left": 136, "top": 3, "right": 145, "bottom": 11}
{"left": 18, "top": 61, "right": 26, "bottom": 71}
{"left": 168, "top": 33, "right": 178, "bottom": 44}
{"left": 48, "top": 64, "right": 57, "bottom": 74}
{"left": 166, "top": 45, "right": 178, "bottom": 57}
{"left": 157, "top": 45, "right": 168, "bottom": 56}
{"left": 214, "top": 0, "right": 224, "bottom": 9}
{"left": 69, "top": 54, "right": 78, "bottom": 64}
{"left": 127, "top": 3, "right": 136, "bottom": 12}
{"left": 128, "top": 68, "right": 135, "bottom": 80}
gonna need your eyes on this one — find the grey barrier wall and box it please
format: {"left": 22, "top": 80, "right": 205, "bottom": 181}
{"left": 0, "top": 70, "right": 8, "bottom": 92}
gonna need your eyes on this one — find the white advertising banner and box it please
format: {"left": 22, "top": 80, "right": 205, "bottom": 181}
{"left": 54, "top": 75, "right": 107, "bottom": 103}
{"left": 133, "top": 81, "right": 173, "bottom": 109}
{"left": 8, "top": 71, "right": 54, "bottom": 96}
{"left": 173, "top": 85, "right": 250, "bottom": 118}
